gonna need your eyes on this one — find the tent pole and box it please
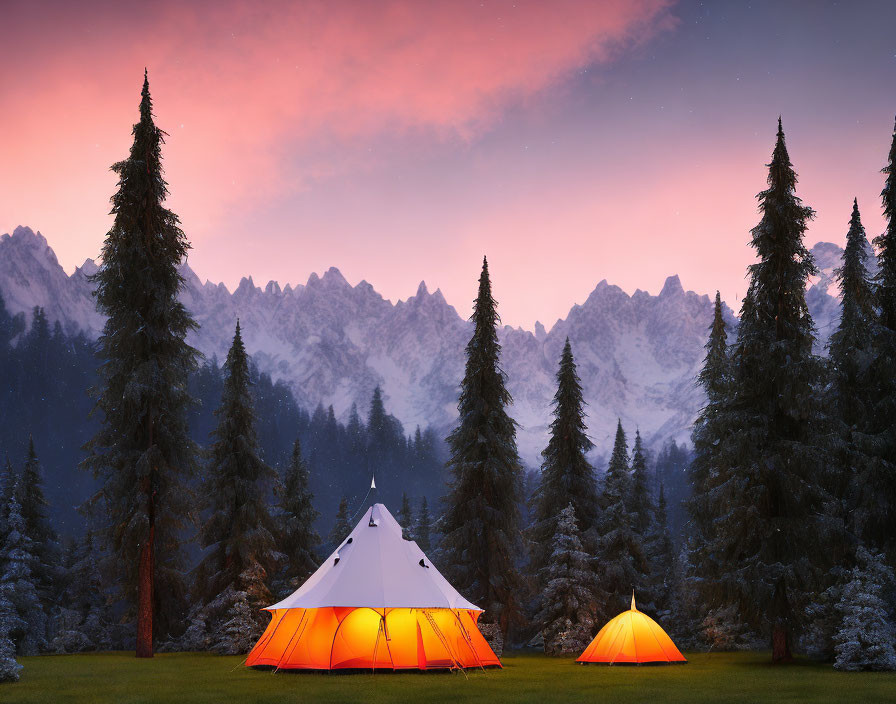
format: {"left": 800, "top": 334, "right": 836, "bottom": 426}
{"left": 452, "top": 609, "right": 486, "bottom": 671}
{"left": 250, "top": 609, "right": 286, "bottom": 666}
{"left": 423, "top": 610, "right": 466, "bottom": 677}
{"left": 328, "top": 610, "right": 350, "bottom": 671}
{"left": 274, "top": 608, "right": 310, "bottom": 673}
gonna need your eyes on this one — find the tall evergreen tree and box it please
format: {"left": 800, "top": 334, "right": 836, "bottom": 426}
{"left": 629, "top": 430, "right": 652, "bottom": 536}
{"left": 534, "top": 504, "right": 597, "bottom": 655}
{"left": 529, "top": 339, "right": 598, "bottom": 580}
{"left": 828, "top": 200, "right": 876, "bottom": 541}
{"left": 329, "top": 496, "right": 352, "bottom": 546}
{"left": 647, "top": 484, "right": 675, "bottom": 615}
{"left": 596, "top": 420, "right": 649, "bottom": 618}
{"left": 441, "top": 257, "right": 525, "bottom": 634}
{"left": 15, "top": 438, "right": 58, "bottom": 601}
{"left": 273, "top": 439, "right": 319, "bottom": 596}
{"left": 194, "top": 321, "right": 279, "bottom": 645}
{"left": 82, "top": 71, "right": 199, "bottom": 657}
{"left": 868, "top": 117, "right": 896, "bottom": 559}
{"left": 414, "top": 497, "right": 432, "bottom": 553}
{"left": 687, "top": 292, "right": 731, "bottom": 617}
{"left": 706, "top": 119, "right": 828, "bottom": 662}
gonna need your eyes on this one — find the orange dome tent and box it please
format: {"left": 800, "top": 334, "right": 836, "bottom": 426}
{"left": 246, "top": 501, "right": 500, "bottom": 671}
{"left": 577, "top": 595, "right": 686, "bottom": 665}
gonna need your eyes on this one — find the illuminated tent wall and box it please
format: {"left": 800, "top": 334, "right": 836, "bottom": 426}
{"left": 577, "top": 595, "right": 687, "bottom": 665}
{"left": 246, "top": 503, "right": 501, "bottom": 671}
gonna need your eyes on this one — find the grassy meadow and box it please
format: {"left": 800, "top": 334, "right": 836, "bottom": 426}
{"left": 7, "top": 651, "right": 896, "bottom": 704}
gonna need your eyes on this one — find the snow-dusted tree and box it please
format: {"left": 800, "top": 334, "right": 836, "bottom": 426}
{"left": 529, "top": 339, "right": 599, "bottom": 579}
{"left": 0, "top": 458, "right": 14, "bottom": 541}
{"left": 193, "top": 321, "right": 279, "bottom": 651}
{"left": 209, "top": 584, "right": 258, "bottom": 655}
{"left": 441, "top": 257, "right": 524, "bottom": 635}
{"left": 867, "top": 117, "right": 896, "bottom": 559}
{"left": 705, "top": 119, "right": 829, "bottom": 662}
{"left": 535, "top": 504, "right": 597, "bottom": 655}
{"left": 397, "top": 492, "right": 413, "bottom": 540}
{"left": 82, "top": 71, "right": 199, "bottom": 657}
{"left": 414, "top": 497, "right": 432, "bottom": 553}
{"left": 833, "top": 547, "right": 896, "bottom": 671}
{"left": 596, "top": 420, "right": 649, "bottom": 619}
{"left": 828, "top": 201, "right": 877, "bottom": 544}
{"left": 329, "top": 496, "right": 352, "bottom": 546}
{"left": 0, "top": 492, "right": 46, "bottom": 655}
{"left": 15, "top": 438, "right": 60, "bottom": 602}
{"left": 0, "top": 588, "right": 21, "bottom": 683}
{"left": 271, "top": 439, "right": 319, "bottom": 598}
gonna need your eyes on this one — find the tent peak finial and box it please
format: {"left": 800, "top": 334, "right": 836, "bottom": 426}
{"left": 631, "top": 591, "right": 637, "bottom": 611}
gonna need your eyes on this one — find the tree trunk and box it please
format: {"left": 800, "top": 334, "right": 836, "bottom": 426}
{"left": 771, "top": 578, "right": 793, "bottom": 663}
{"left": 136, "top": 524, "right": 154, "bottom": 657}
{"left": 771, "top": 623, "right": 792, "bottom": 663}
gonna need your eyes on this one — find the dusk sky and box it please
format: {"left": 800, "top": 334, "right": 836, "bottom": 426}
{"left": 2, "top": 0, "right": 895, "bottom": 328}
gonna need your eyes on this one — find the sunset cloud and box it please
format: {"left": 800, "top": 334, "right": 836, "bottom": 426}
{"left": 1, "top": 0, "right": 673, "bottom": 268}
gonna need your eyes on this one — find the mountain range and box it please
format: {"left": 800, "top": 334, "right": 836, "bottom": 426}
{"left": 0, "top": 225, "right": 853, "bottom": 466}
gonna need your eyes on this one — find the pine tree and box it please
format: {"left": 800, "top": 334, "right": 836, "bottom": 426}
{"left": 629, "top": 430, "right": 652, "bottom": 536}
{"left": 647, "top": 484, "right": 675, "bottom": 615}
{"left": 273, "top": 439, "right": 320, "bottom": 596}
{"left": 867, "top": 117, "right": 896, "bottom": 559}
{"left": 529, "top": 339, "right": 599, "bottom": 579}
{"left": 194, "top": 321, "right": 279, "bottom": 649}
{"left": 15, "top": 438, "right": 59, "bottom": 601}
{"left": 687, "top": 292, "right": 731, "bottom": 625}
{"left": 535, "top": 504, "right": 597, "bottom": 655}
{"left": 833, "top": 547, "right": 896, "bottom": 671}
{"left": 329, "top": 496, "right": 352, "bottom": 546}
{"left": 82, "top": 71, "right": 199, "bottom": 657}
{"left": 441, "top": 257, "right": 525, "bottom": 634}
{"left": 828, "top": 200, "right": 876, "bottom": 545}
{"left": 707, "top": 119, "right": 828, "bottom": 662}
{"left": 0, "top": 491, "right": 45, "bottom": 655}
{"left": 596, "top": 420, "right": 649, "bottom": 618}
{"left": 414, "top": 497, "right": 432, "bottom": 553}
{"left": 397, "top": 492, "right": 413, "bottom": 540}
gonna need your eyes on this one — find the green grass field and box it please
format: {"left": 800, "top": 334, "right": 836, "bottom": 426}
{"left": 7, "top": 651, "right": 895, "bottom": 703}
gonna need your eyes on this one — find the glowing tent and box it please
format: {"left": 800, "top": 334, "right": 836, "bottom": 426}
{"left": 246, "top": 502, "right": 501, "bottom": 671}
{"left": 577, "top": 595, "right": 686, "bottom": 665}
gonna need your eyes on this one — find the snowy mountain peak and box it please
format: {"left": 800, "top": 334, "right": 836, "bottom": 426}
{"left": 319, "top": 266, "right": 350, "bottom": 289}
{"left": 0, "top": 225, "right": 847, "bottom": 465}
{"left": 75, "top": 259, "right": 98, "bottom": 278}
{"left": 660, "top": 275, "right": 684, "bottom": 298}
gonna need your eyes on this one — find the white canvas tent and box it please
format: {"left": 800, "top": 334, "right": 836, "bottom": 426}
{"left": 246, "top": 502, "right": 501, "bottom": 670}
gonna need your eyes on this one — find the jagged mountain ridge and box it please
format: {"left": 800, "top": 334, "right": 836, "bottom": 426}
{"left": 0, "top": 225, "right": 846, "bottom": 466}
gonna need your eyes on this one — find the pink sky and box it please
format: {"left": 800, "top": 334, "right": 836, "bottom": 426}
{"left": 1, "top": 0, "right": 894, "bottom": 328}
